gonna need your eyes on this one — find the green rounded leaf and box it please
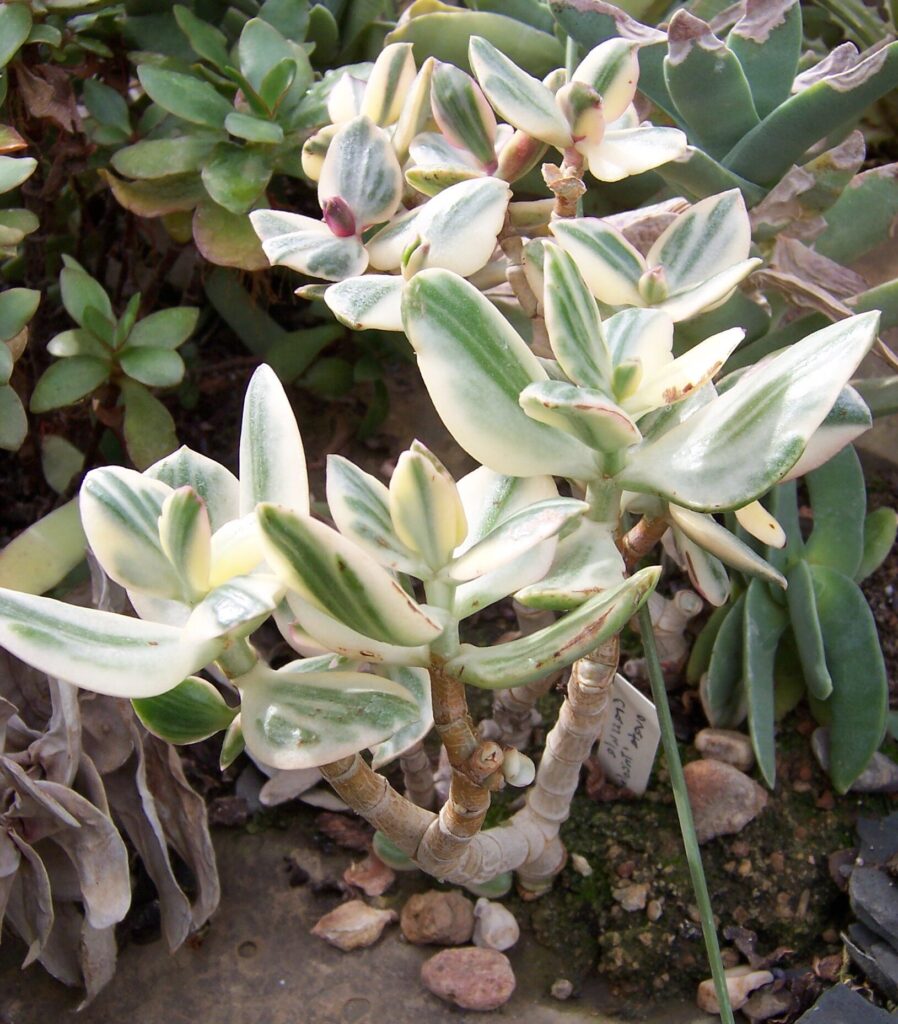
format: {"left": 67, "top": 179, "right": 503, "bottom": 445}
{"left": 138, "top": 65, "right": 233, "bottom": 129}
{"left": 30, "top": 357, "right": 109, "bottom": 412}
{"left": 120, "top": 347, "right": 185, "bottom": 387}
{"left": 133, "top": 676, "right": 237, "bottom": 744}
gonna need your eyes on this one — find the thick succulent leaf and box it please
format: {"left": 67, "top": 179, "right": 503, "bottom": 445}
{"left": 326, "top": 455, "right": 424, "bottom": 575}
{"left": 361, "top": 43, "right": 417, "bottom": 126}
{"left": 30, "top": 357, "right": 109, "bottom": 413}
{"left": 137, "top": 66, "right": 232, "bottom": 129}
{"left": 0, "top": 3, "right": 31, "bottom": 68}
{"left": 705, "top": 594, "right": 746, "bottom": 726}
{"left": 618, "top": 313, "right": 880, "bottom": 511}
{"left": 605, "top": 307, "right": 673, "bottom": 371}
{"left": 324, "top": 276, "right": 403, "bottom": 332}
{"left": 249, "top": 209, "right": 368, "bottom": 281}
{"left": 445, "top": 498, "right": 586, "bottom": 582}
{"left": 549, "top": 218, "right": 645, "bottom": 307}
{"left": 543, "top": 242, "right": 611, "bottom": 390}
{"left": 389, "top": 442, "right": 467, "bottom": 573}
{"left": 159, "top": 487, "right": 211, "bottom": 601}
{"left": 119, "top": 347, "right": 185, "bottom": 388}
{"left": 185, "top": 574, "right": 284, "bottom": 640}
{"left": 239, "top": 364, "right": 309, "bottom": 517}
{"left": 468, "top": 35, "right": 570, "bottom": 148}
{"left": 239, "top": 664, "right": 421, "bottom": 770}
{"left": 786, "top": 560, "right": 832, "bottom": 700}
{"left": 133, "top": 676, "right": 237, "bottom": 744}
{"left": 365, "top": 205, "right": 424, "bottom": 270}
{"left": 80, "top": 467, "right": 182, "bottom": 599}
{"left": 401, "top": 269, "right": 600, "bottom": 479}
{"left": 514, "top": 516, "right": 625, "bottom": 609}
{"left": 256, "top": 503, "right": 442, "bottom": 646}
{"left": 0, "top": 590, "right": 223, "bottom": 697}
{"left": 583, "top": 126, "right": 687, "bottom": 182}
{"left": 0, "top": 287, "right": 39, "bottom": 344}
{"left": 779, "top": 385, "right": 871, "bottom": 481}
{"left": 201, "top": 143, "right": 272, "bottom": 215}
{"left": 431, "top": 61, "right": 497, "bottom": 168}
{"left": 146, "top": 446, "right": 239, "bottom": 534}
{"left": 318, "top": 115, "right": 403, "bottom": 228}
{"left": 208, "top": 515, "right": 264, "bottom": 588}
{"left": 668, "top": 504, "right": 785, "bottom": 587}
{"left": 743, "top": 578, "right": 787, "bottom": 787}
{"left": 663, "top": 12, "right": 759, "bottom": 160}
{"left": 112, "top": 137, "right": 215, "bottom": 180}
{"left": 726, "top": 0, "right": 802, "bottom": 119}
{"left": 0, "top": 499, "right": 85, "bottom": 597}
{"left": 127, "top": 307, "right": 199, "bottom": 351}
{"left": 655, "top": 260, "right": 761, "bottom": 323}
{"left": 446, "top": 566, "right": 658, "bottom": 688}
{"left": 811, "top": 564, "right": 888, "bottom": 793}
{"left": 391, "top": 56, "right": 437, "bottom": 165}
{"left": 672, "top": 527, "right": 731, "bottom": 606}
{"left": 856, "top": 508, "right": 898, "bottom": 583}
{"left": 572, "top": 38, "right": 639, "bottom": 123}
{"left": 370, "top": 666, "right": 433, "bottom": 769}
{"left": 520, "top": 381, "right": 642, "bottom": 452}
{"left": 647, "top": 190, "right": 750, "bottom": 296}
{"left": 452, "top": 469, "right": 559, "bottom": 619}
{"left": 804, "top": 444, "right": 865, "bottom": 577}
{"left": 734, "top": 500, "right": 786, "bottom": 549}
{"left": 622, "top": 327, "right": 743, "bottom": 418}
{"left": 656, "top": 145, "right": 766, "bottom": 205}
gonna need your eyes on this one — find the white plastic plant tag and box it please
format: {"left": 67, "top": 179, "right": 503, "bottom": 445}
{"left": 596, "top": 672, "right": 661, "bottom": 794}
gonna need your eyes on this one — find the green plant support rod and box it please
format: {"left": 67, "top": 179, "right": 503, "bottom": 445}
{"left": 638, "top": 602, "right": 734, "bottom": 1024}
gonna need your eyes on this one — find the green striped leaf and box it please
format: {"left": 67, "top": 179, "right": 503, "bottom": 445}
{"left": 786, "top": 559, "right": 832, "bottom": 700}
{"left": 401, "top": 269, "right": 600, "bottom": 479}
{"left": 318, "top": 115, "right": 403, "bottom": 228}
{"left": 572, "top": 38, "right": 639, "bottom": 123}
{"left": 780, "top": 385, "right": 871, "bottom": 481}
{"left": 256, "top": 503, "right": 442, "bottom": 647}
{"left": 804, "top": 444, "right": 865, "bottom": 577}
{"left": 431, "top": 62, "right": 498, "bottom": 169}
{"left": 137, "top": 66, "right": 233, "bottom": 129}
{"left": 705, "top": 594, "right": 746, "bottom": 726}
{"left": 446, "top": 566, "right": 659, "bottom": 688}
{"left": 618, "top": 313, "right": 880, "bottom": 511}
{"left": 159, "top": 486, "right": 211, "bottom": 601}
{"left": 133, "top": 675, "right": 237, "bottom": 744}
{"left": 361, "top": 43, "right": 417, "bottom": 127}
{"left": 468, "top": 35, "right": 570, "bottom": 149}
{"left": 549, "top": 218, "right": 645, "bottom": 307}
{"left": 250, "top": 210, "right": 368, "bottom": 281}
{"left": 664, "top": 11, "right": 760, "bottom": 160}
{"left": 147, "top": 446, "right": 239, "bottom": 534}
{"left": 370, "top": 666, "right": 433, "bottom": 769}
{"left": 391, "top": 56, "right": 436, "bottom": 165}
{"left": 743, "top": 578, "right": 788, "bottom": 787}
{"left": 655, "top": 145, "right": 766, "bottom": 205}
{"left": 655, "top": 260, "right": 761, "bottom": 323}
{"left": 605, "top": 307, "right": 673, "bottom": 374}
{"left": 687, "top": 603, "right": 729, "bottom": 684}
{"left": 520, "top": 381, "right": 641, "bottom": 452}
{"left": 673, "top": 527, "right": 731, "bottom": 606}
{"left": 239, "top": 663, "right": 421, "bottom": 770}
{"left": 389, "top": 442, "right": 467, "bottom": 573}
{"left": 0, "top": 499, "right": 85, "bottom": 597}
{"left": 239, "top": 365, "right": 308, "bottom": 517}
{"left": 0, "top": 589, "right": 223, "bottom": 697}
{"left": 543, "top": 243, "right": 611, "bottom": 391}
{"left": 325, "top": 276, "right": 403, "bottom": 332}
{"left": 726, "top": 0, "right": 802, "bottom": 119}
{"left": 185, "top": 574, "right": 284, "bottom": 640}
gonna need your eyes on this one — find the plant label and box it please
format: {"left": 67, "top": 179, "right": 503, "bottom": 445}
{"left": 596, "top": 673, "right": 660, "bottom": 795}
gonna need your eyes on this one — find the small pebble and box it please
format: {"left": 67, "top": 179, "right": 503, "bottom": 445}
{"left": 401, "top": 890, "right": 475, "bottom": 946}
{"left": 472, "top": 899, "right": 520, "bottom": 951}
{"left": 551, "top": 978, "right": 573, "bottom": 1001}
{"left": 695, "top": 729, "right": 755, "bottom": 772}
{"left": 311, "top": 901, "right": 397, "bottom": 951}
{"left": 613, "top": 881, "right": 650, "bottom": 912}
{"left": 571, "top": 853, "right": 592, "bottom": 877}
{"left": 646, "top": 899, "right": 663, "bottom": 922}
{"left": 696, "top": 966, "right": 774, "bottom": 1014}
{"left": 343, "top": 854, "right": 396, "bottom": 897}
{"left": 684, "top": 760, "right": 768, "bottom": 844}
{"left": 421, "top": 947, "right": 516, "bottom": 1011}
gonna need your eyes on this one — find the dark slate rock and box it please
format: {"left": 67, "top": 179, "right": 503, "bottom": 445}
{"left": 846, "top": 923, "right": 898, "bottom": 1003}
{"left": 849, "top": 866, "right": 898, "bottom": 951}
{"left": 857, "top": 813, "right": 898, "bottom": 867}
{"left": 795, "top": 984, "right": 892, "bottom": 1022}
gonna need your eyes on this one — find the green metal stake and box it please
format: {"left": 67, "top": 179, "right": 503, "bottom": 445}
{"left": 638, "top": 602, "right": 735, "bottom": 1024}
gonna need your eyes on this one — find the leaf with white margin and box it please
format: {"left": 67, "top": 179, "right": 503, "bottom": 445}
{"left": 159, "top": 487, "right": 211, "bottom": 601}
{"left": 80, "top": 467, "right": 181, "bottom": 600}
{"left": 361, "top": 43, "right": 417, "bottom": 127}
{"left": 318, "top": 115, "right": 403, "bottom": 229}
{"left": 447, "top": 566, "right": 659, "bottom": 688}
{"left": 655, "top": 259, "right": 761, "bottom": 322}
{"left": 249, "top": 210, "right": 368, "bottom": 282}
{"left": 468, "top": 36, "right": 570, "bottom": 149}
{"left": 283, "top": 593, "right": 432, "bottom": 665}
{"left": 647, "top": 190, "right": 750, "bottom": 296}
{"left": 583, "top": 126, "right": 687, "bottom": 182}
{"left": 0, "top": 589, "right": 224, "bottom": 697}
{"left": 431, "top": 62, "right": 497, "bottom": 168}
{"left": 670, "top": 527, "right": 731, "bottom": 606}
{"left": 390, "top": 442, "right": 467, "bottom": 572}
{"left": 239, "top": 365, "right": 309, "bottom": 517}
{"left": 780, "top": 384, "right": 871, "bottom": 481}
{"left": 325, "top": 275, "right": 403, "bottom": 332}
{"left": 605, "top": 307, "right": 674, "bottom": 370}
{"left": 735, "top": 501, "right": 786, "bottom": 549}
{"left": 572, "top": 39, "right": 639, "bottom": 124}
{"left": 445, "top": 498, "right": 587, "bottom": 581}
{"left": 326, "top": 455, "right": 425, "bottom": 575}
{"left": 185, "top": 574, "right": 285, "bottom": 640}
{"left": 668, "top": 504, "right": 785, "bottom": 587}
{"left": 621, "top": 327, "right": 743, "bottom": 418}
{"left": 617, "top": 313, "right": 880, "bottom": 511}
{"left": 520, "top": 381, "right": 642, "bottom": 452}
{"left": 514, "top": 517, "right": 625, "bottom": 609}
{"left": 451, "top": 469, "right": 558, "bottom": 620}
{"left": 408, "top": 132, "right": 482, "bottom": 175}
{"left": 256, "top": 503, "right": 442, "bottom": 646}
{"left": 401, "top": 270, "right": 600, "bottom": 479}
{"left": 543, "top": 243, "right": 611, "bottom": 391}
{"left": 209, "top": 515, "right": 265, "bottom": 588}
{"left": 146, "top": 446, "right": 239, "bottom": 533}
{"left": 239, "top": 663, "right": 420, "bottom": 771}
{"left": 366, "top": 205, "right": 424, "bottom": 271}
{"left": 549, "top": 218, "right": 645, "bottom": 307}
{"left": 391, "top": 57, "right": 436, "bottom": 165}
{"left": 370, "top": 665, "right": 433, "bottom": 770}
{"left": 327, "top": 72, "right": 366, "bottom": 124}
{"left": 128, "top": 590, "right": 191, "bottom": 628}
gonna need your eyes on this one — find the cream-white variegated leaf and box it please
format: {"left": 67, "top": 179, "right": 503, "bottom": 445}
{"left": 408, "top": 132, "right": 482, "bottom": 176}
{"left": 366, "top": 204, "right": 423, "bottom": 270}
{"left": 583, "top": 126, "right": 687, "bottom": 182}
{"left": 452, "top": 470, "right": 558, "bottom": 620}
{"left": 318, "top": 115, "right": 403, "bottom": 228}
{"left": 327, "top": 73, "right": 366, "bottom": 124}
{"left": 515, "top": 517, "right": 625, "bottom": 609}
{"left": 734, "top": 501, "right": 786, "bottom": 549}
{"left": 780, "top": 385, "right": 871, "bottom": 481}
{"left": 159, "top": 487, "right": 211, "bottom": 601}
{"left": 147, "top": 446, "right": 239, "bottom": 533}
{"left": 670, "top": 527, "right": 731, "bottom": 606}
{"left": 239, "top": 663, "right": 420, "bottom": 771}
{"left": 361, "top": 43, "right": 417, "bottom": 127}
{"left": 80, "top": 467, "right": 181, "bottom": 600}
{"left": 0, "top": 589, "right": 224, "bottom": 697}
{"left": 249, "top": 210, "right": 368, "bottom": 282}
{"left": 401, "top": 270, "right": 600, "bottom": 479}
{"left": 390, "top": 442, "right": 467, "bottom": 573}
{"left": 324, "top": 275, "right": 403, "bottom": 332}
{"left": 239, "top": 365, "right": 309, "bottom": 517}
{"left": 256, "top": 503, "right": 442, "bottom": 647}
{"left": 655, "top": 260, "right": 761, "bottom": 322}
{"left": 209, "top": 515, "right": 265, "bottom": 588}
{"left": 370, "top": 666, "right": 433, "bottom": 769}
{"left": 549, "top": 218, "right": 645, "bottom": 307}
{"left": 326, "top": 455, "right": 425, "bottom": 575}
{"left": 431, "top": 61, "right": 498, "bottom": 169}
{"left": 605, "top": 307, "right": 674, "bottom": 370}
{"left": 520, "top": 381, "right": 642, "bottom": 452}
{"left": 391, "top": 57, "right": 435, "bottom": 164}
{"left": 572, "top": 39, "right": 639, "bottom": 124}
{"left": 185, "top": 574, "right": 285, "bottom": 640}
{"left": 468, "top": 36, "right": 571, "bottom": 149}
{"left": 128, "top": 590, "right": 191, "bottom": 628}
